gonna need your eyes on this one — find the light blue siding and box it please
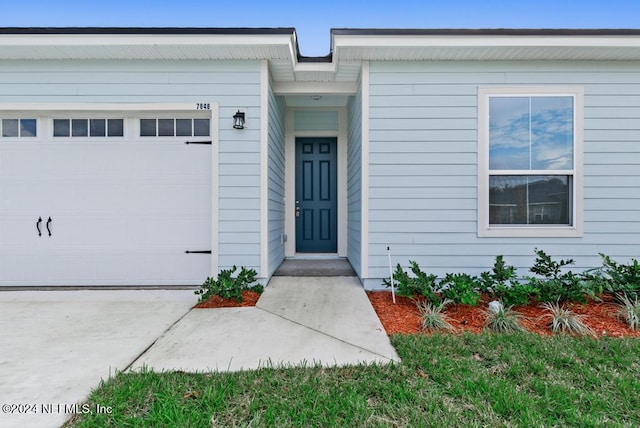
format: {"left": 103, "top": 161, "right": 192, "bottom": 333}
{"left": 267, "top": 78, "right": 286, "bottom": 277}
{"left": 294, "top": 110, "right": 339, "bottom": 131}
{"left": 347, "top": 72, "right": 363, "bottom": 278}
{"left": 366, "top": 60, "right": 640, "bottom": 288}
{"left": 0, "top": 59, "right": 263, "bottom": 274}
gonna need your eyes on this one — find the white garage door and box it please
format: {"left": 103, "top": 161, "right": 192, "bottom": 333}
{"left": 0, "top": 109, "right": 213, "bottom": 286}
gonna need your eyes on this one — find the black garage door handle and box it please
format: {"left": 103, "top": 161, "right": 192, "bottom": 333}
{"left": 46, "top": 217, "right": 52, "bottom": 237}
{"left": 36, "top": 217, "right": 42, "bottom": 236}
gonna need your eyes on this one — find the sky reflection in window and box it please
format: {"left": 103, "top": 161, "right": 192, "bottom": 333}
{"left": 489, "top": 96, "right": 573, "bottom": 170}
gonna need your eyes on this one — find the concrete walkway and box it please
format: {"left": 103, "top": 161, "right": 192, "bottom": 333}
{"left": 133, "top": 276, "right": 399, "bottom": 372}
{"left": 0, "top": 277, "right": 398, "bottom": 427}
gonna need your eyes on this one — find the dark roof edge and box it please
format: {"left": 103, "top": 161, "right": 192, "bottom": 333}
{"left": 331, "top": 28, "right": 640, "bottom": 36}
{"left": 297, "top": 53, "right": 333, "bottom": 63}
{"left": 0, "top": 27, "right": 297, "bottom": 35}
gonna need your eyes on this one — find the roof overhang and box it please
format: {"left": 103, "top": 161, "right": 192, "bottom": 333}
{"left": 0, "top": 27, "right": 299, "bottom": 61}
{"left": 331, "top": 29, "right": 640, "bottom": 61}
{"left": 3, "top": 27, "right": 640, "bottom": 104}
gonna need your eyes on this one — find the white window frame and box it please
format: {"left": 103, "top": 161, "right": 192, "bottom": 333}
{"left": 477, "top": 87, "right": 584, "bottom": 238}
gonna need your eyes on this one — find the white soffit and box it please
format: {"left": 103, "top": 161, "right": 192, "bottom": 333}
{"left": 0, "top": 33, "right": 298, "bottom": 61}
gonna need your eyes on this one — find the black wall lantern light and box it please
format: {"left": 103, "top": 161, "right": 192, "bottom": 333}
{"left": 232, "top": 110, "right": 246, "bottom": 129}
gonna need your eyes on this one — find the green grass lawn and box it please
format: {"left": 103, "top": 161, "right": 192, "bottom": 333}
{"left": 67, "top": 333, "right": 640, "bottom": 427}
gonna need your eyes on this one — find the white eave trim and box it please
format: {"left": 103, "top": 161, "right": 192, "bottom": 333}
{"left": 332, "top": 34, "right": 640, "bottom": 61}
{"left": 0, "top": 33, "right": 299, "bottom": 61}
{"left": 333, "top": 34, "right": 640, "bottom": 49}
{"left": 0, "top": 33, "right": 296, "bottom": 47}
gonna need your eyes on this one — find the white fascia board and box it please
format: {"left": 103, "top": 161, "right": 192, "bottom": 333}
{"left": 272, "top": 81, "right": 357, "bottom": 95}
{"left": 333, "top": 34, "right": 640, "bottom": 49}
{"left": 0, "top": 33, "right": 296, "bottom": 48}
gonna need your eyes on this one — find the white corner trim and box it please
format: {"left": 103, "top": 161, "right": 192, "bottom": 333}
{"left": 477, "top": 86, "right": 584, "bottom": 238}
{"left": 338, "top": 107, "right": 348, "bottom": 257}
{"left": 361, "top": 61, "right": 370, "bottom": 278}
{"left": 211, "top": 104, "right": 220, "bottom": 276}
{"left": 260, "top": 60, "right": 270, "bottom": 278}
{"left": 284, "top": 109, "right": 296, "bottom": 257}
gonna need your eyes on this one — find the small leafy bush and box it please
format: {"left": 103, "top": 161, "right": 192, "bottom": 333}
{"left": 383, "top": 261, "right": 440, "bottom": 303}
{"left": 598, "top": 254, "right": 640, "bottom": 297}
{"left": 483, "top": 302, "right": 526, "bottom": 333}
{"left": 440, "top": 273, "right": 481, "bottom": 306}
{"left": 479, "top": 255, "right": 539, "bottom": 306}
{"left": 499, "top": 283, "right": 540, "bottom": 307}
{"left": 528, "top": 248, "right": 587, "bottom": 303}
{"left": 479, "top": 256, "right": 517, "bottom": 291}
{"left": 616, "top": 294, "right": 640, "bottom": 331}
{"left": 416, "top": 299, "right": 454, "bottom": 332}
{"left": 195, "top": 265, "right": 260, "bottom": 303}
{"left": 578, "top": 267, "right": 607, "bottom": 300}
{"left": 540, "top": 301, "right": 594, "bottom": 336}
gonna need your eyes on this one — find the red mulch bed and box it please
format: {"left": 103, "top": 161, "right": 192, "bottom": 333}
{"left": 367, "top": 291, "right": 640, "bottom": 338}
{"left": 194, "top": 290, "right": 261, "bottom": 308}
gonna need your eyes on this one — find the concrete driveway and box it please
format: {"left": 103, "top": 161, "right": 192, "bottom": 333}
{"left": 0, "top": 289, "right": 196, "bottom": 428}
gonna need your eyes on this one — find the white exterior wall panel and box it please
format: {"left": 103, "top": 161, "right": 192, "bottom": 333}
{"left": 365, "top": 60, "right": 640, "bottom": 287}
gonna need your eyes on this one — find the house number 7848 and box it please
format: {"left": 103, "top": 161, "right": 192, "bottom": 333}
{"left": 196, "top": 103, "right": 211, "bottom": 110}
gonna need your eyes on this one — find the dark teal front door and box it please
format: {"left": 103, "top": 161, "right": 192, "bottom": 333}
{"left": 295, "top": 138, "right": 338, "bottom": 253}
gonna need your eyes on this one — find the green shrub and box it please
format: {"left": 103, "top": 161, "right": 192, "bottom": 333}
{"left": 479, "top": 255, "right": 518, "bottom": 294}
{"left": 383, "top": 261, "right": 440, "bottom": 303}
{"left": 195, "top": 265, "right": 260, "bottom": 303}
{"left": 497, "top": 282, "right": 541, "bottom": 307}
{"left": 479, "top": 255, "right": 539, "bottom": 306}
{"left": 440, "top": 273, "right": 481, "bottom": 306}
{"left": 416, "top": 299, "right": 454, "bottom": 332}
{"left": 527, "top": 248, "right": 587, "bottom": 303}
{"left": 597, "top": 254, "right": 640, "bottom": 297}
{"left": 578, "top": 267, "right": 607, "bottom": 300}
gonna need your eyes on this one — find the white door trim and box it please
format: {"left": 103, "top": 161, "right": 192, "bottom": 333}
{"left": 284, "top": 107, "right": 348, "bottom": 257}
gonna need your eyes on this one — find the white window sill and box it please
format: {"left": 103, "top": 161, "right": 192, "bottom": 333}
{"left": 478, "top": 226, "right": 583, "bottom": 238}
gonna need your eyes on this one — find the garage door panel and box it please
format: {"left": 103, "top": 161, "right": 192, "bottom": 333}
{"left": 46, "top": 182, "right": 210, "bottom": 212}
{"left": 1, "top": 253, "right": 209, "bottom": 286}
{"left": 0, "top": 111, "right": 213, "bottom": 287}
{"left": 41, "top": 214, "right": 210, "bottom": 247}
{"left": 46, "top": 144, "right": 210, "bottom": 179}
{"left": 0, "top": 216, "right": 47, "bottom": 247}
